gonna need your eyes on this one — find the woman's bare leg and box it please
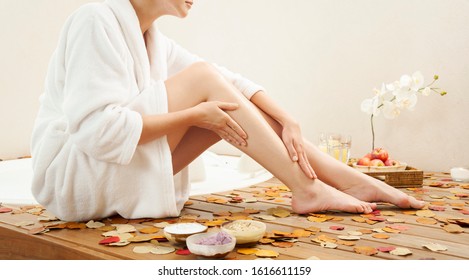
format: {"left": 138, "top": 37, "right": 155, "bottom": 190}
{"left": 165, "top": 62, "right": 376, "bottom": 214}
{"left": 256, "top": 109, "right": 425, "bottom": 209}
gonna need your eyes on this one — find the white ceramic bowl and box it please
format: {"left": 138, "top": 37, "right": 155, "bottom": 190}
{"left": 163, "top": 223, "right": 208, "bottom": 244}
{"left": 352, "top": 162, "right": 407, "bottom": 172}
{"left": 450, "top": 167, "right": 469, "bottom": 182}
{"left": 186, "top": 232, "right": 236, "bottom": 259}
{"left": 221, "top": 220, "right": 266, "bottom": 245}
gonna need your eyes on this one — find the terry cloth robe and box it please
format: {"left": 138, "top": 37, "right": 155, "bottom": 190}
{"left": 31, "top": 0, "right": 264, "bottom": 221}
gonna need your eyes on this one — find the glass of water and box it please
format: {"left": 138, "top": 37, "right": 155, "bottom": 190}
{"left": 318, "top": 133, "right": 351, "bottom": 164}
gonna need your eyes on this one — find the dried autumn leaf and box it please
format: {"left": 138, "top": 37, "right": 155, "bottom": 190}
{"left": 353, "top": 246, "right": 378, "bottom": 256}
{"left": 386, "top": 218, "right": 405, "bottom": 223}
{"left": 372, "top": 233, "right": 390, "bottom": 239}
{"left": 97, "top": 225, "right": 116, "bottom": 232}
{"left": 65, "top": 222, "right": 87, "bottom": 230}
{"left": 138, "top": 227, "right": 159, "bottom": 234}
{"left": 28, "top": 226, "right": 48, "bottom": 235}
{"left": 307, "top": 216, "right": 328, "bottom": 223}
{"left": 380, "top": 211, "right": 396, "bottom": 216}
{"left": 0, "top": 207, "right": 13, "bottom": 213}
{"left": 365, "top": 219, "right": 378, "bottom": 225}
{"left": 422, "top": 243, "right": 448, "bottom": 252}
{"left": 292, "top": 229, "right": 312, "bottom": 238}
{"left": 184, "top": 200, "right": 194, "bottom": 206}
{"left": 329, "top": 226, "right": 345, "bottom": 231}
{"left": 237, "top": 248, "right": 259, "bottom": 255}
{"left": 14, "top": 221, "right": 35, "bottom": 227}
{"left": 113, "top": 224, "right": 137, "bottom": 233}
{"left": 416, "top": 217, "right": 437, "bottom": 225}
{"left": 108, "top": 241, "right": 130, "bottom": 247}
{"left": 352, "top": 217, "right": 367, "bottom": 223}
{"left": 347, "top": 231, "right": 363, "bottom": 236}
{"left": 390, "top": 247, "right": 412, "bottom": 256}
{"left": 386, "top": 224, "right": 410, "bottom": 231}
{"left": 271, "top": 209, "right": 291, "bottom": 218}
{"left": 99, "top": 236, "right": 120, "bottom": 245}
{"left": 337, "top": 235, "right": 360, "bottom": 241}
{"left": 402, "top": 210, "right": 417, "bottom": 215}
{"left": 204, "top": 220, "right": 226, "bottom": 227}
{"left": 258, "top": 238, "right": 275, "bottom": 244}
{"left": 272, "top": 241, "right": 294, "bottom": 248}
{"left": 253, "top": 214, "right": 276, "bottom": 221}
{"left": 255, "top": 249, "right": 279, "bottom": 258}
{"left": 336, "top": 240, "right": 356, "bottom": 246}
{"left": 442, "top": 224, "right": 464, "bottom": 233}
{"left": 133, "top": 246, "right": 152, "bottom": 254}
{"left": 357, "top": 229, "right": 373, "bottom": 234}
{"left": 428, "top": 205, "right": 446, "bottom": 211}
{"left": 368, "top": 216, "right": 386, "bottom": 222}
{"left": 416, "top": 210, "right": 436, "bottom": 218}
{"left": 320, "top": 242, "right": 338, "bottom": 249}
{"left": 377, "top": 246, "right": 396, "bottom": 252}
{"left": 175, "top": 249, "right": 191, "bottom": 255}
{"left": 86, "top": 220, "right": 105, "bottom": 229}
{"left": 305, "top": 226, "right": 321, "bottom": 233}
{"left": 127, "top": 235, "right": 158, "bottom": 243}
{"left": 150, "top": 245, "right": 176, "bottom": 255}
{"left": 382, "top": 227, "right": 401, "bottom": 234}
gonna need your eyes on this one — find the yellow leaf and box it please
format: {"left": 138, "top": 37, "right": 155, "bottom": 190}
{"left": 255, "top": 249, "right": 279, "bottom": 258}
{"left": 237, "top": 248, "right": 259, "bottom": 255}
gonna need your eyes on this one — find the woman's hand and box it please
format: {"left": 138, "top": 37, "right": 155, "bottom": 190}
{"left": 281, "top": 120, "right": 317, "bottom": 179}
{"left": 192, "top": 101, "right": 247, "bottom": 146}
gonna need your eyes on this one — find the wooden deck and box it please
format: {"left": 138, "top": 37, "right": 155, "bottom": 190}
{"left": 0, "top": 172, "right": 468, "bottom": 260}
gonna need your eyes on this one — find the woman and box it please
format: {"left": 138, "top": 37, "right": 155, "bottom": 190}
{"left": 31, "top": 0, "right": 424, "bottom": 221}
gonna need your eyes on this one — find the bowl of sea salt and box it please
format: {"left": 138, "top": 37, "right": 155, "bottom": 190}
{"left": 163, "top": 223, "right": 208, "bottom": 244}
{"left": 186, "top": 231, "right": 236, "bottom": 259}
{"left": 221, "top": 220, "right": 266, "bottom": 246}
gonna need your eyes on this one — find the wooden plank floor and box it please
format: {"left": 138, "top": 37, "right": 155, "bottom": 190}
{"left": 1, "top": 172, "right": 468, "bottom": 260}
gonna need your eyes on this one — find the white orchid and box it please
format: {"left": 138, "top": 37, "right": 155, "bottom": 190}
{"left": 361, "top": 72, "right": 446, "bottom": 150}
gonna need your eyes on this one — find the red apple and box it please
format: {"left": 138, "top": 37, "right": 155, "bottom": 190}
{"left": 370, "top": 159, "right": 385, "bottom": 166}
{"left": 371, "top": 148, "right": 389, "bottom": 162}
{"left": 357, "top": 157, "right": 371, "bottom": 166}
{"left": 363, "top": 153, "right": 372, "bottom": 159}
{"left": 385, "top": 159, "right": 399, "bottom": 166}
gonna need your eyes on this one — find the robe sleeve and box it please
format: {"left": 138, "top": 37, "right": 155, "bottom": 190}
{"left": 163, "top": 32, "right": 265, "bottom": 99}
{"left": 62, "top": 12, "right": 142, "bottom": 165}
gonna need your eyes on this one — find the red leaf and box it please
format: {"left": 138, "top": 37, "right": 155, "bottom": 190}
{"left": 0, "top": 207, "right": 13, "bottom": 213}
{"left": 429, "top": 205, "right": 446, "bottom": 211}
{"left": 460, "top": 209, "right": 469, "bottom": 215}
{"left": 377, "top": 246, "right": 396, "bottom": 253}
{"left": 368, "top": 216, "right": 386, "bottom": 222}
{"left": 175, "top": 249, "right": 191, "bottom": 255}
{"left": 329, "top": 226, "right": 344, "bottom": 231}
{"left": 386, "top": 224, "right": 410, "bottom": 231}
{"left": 99, "top": 236, "right": 120, "bottom": 245}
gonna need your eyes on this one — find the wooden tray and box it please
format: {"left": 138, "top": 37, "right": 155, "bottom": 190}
{"left": 362, "top": 166, "right": 424, "bottom": 187}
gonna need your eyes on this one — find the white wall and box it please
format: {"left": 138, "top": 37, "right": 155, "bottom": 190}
{"left": 1, "top": 0, "right": 468, "bottom": 172}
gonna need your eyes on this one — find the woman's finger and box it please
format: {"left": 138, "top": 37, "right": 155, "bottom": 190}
{"left": 286, "top": 138, "right": 298, "bottom": 162}
{"left": 217, "top": 102, "right": 239, "bottom": 112}
{"left": 222, "top": 125, "right": 246, "bottom": 146}
{"left": 226, "top": 119, "right": 247, "bottom": 140}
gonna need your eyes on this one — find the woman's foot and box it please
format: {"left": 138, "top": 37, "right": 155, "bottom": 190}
{"left": 291, "top": 179, "right": 377, "bottom": 214}
{"left": 338, "top": 172, "right": 426, "bottom": 209}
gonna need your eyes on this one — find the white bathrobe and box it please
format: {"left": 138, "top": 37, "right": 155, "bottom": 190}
{"left": 31, "top": 0, "right": 264, "bottom": 221}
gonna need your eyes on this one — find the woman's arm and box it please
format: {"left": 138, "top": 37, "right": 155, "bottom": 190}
{"left": 250, "top": 91, "right": 317, "bottom": 179}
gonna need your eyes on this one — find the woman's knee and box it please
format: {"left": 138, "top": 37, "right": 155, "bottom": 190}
{"left": 186, "top": 61, "right": 225, "bottom": 84}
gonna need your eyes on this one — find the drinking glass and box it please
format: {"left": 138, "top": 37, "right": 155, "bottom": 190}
{"left": 318, "top": 133, "right": 352, "bottom": 164}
